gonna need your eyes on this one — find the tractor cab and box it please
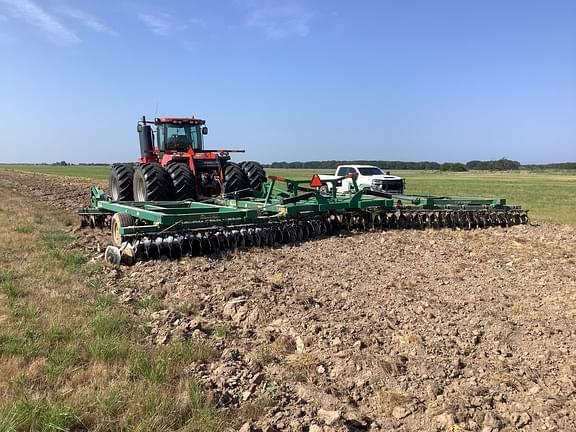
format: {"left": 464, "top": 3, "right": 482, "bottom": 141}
{"left": 155, "top": 117, "right": 208, "bottom": 154}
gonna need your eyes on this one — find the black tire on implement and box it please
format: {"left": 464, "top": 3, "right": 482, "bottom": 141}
{"left": 166, "top": 162, "right": 196, "bottom": 200}
{"left": 221, "top": 162, "right": 250, "bottom": 196}
{"left": 109, "top": 163, "right": 134, "bottom": 201}
{"left": 240, "top": 161, "right": 267, "bottom": 192}
{"left": 133, "top": 163, "right": 174, "bottom": 201}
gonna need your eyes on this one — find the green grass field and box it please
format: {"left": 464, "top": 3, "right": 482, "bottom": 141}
{"left": 2, "top": 165, "right": 575, "bottom": 224}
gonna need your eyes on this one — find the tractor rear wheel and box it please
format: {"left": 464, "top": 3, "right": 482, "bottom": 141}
{"left": 221, "top": 162, "right": 250, "bottom": 196}
{"left": 166, "top": 162, "right": 196, "bottom": 200}
{"left": 109, "top": 163, "right": 134, "bottom": 201}
{"left": 240, "top": 161, "right": 267, "bottom": 192}
{"left": 133, "top": 163, "right": 174, "bottom": 201}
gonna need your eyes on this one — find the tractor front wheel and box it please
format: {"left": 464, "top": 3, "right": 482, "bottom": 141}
{"left": 221, "top": 162, "right": 250, "bottom": 196}
{"left": 109, "top": 163, "right": 134, "bottom": 201}
{"left": 133, "top": 163, "right": 174, "bottom": 201}
{"left": 166, "top": 162, "right": 196, "bottom": 200}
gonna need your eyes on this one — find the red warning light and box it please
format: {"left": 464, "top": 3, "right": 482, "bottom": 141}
{"left": 310, "top": 174, "right": 323, "bottom": 188}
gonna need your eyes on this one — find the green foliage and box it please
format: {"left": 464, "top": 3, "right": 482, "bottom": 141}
{"left": 465, "top": 158, "right": 521, "bottom": 170}
{"left": 0, "top": 398, "right": 81, "bottom": 432}
{"left": 14, "top": 224, "right": 34, "bottom": 234}
{"left": 212, "top": 322, "right": 231, "bottom": 339}
{"left": 440, "top": 162, "right": 467, "bottom": 172}
{"left": 0, "top": 271, "right": 23, "bottom": 299}
{"left": 135, "top": 295, "right": 164, "bottom": 312}
{"left": 61, "top": 217, "right": 74, "bottom": 227}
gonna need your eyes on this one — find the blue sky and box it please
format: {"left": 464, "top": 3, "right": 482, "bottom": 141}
{"left": 0, "top": 0, "right": 574, "bottom": 164}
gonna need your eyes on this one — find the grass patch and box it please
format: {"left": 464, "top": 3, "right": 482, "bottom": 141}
{"left": 185, "top": 379, "right": 223, "bottom": 432}
{"left": 0, "top": 333, "right": 42, "bottom": 360}
{"left": 59, "top": 250, "right": 88, "bottom": 270}
{"left": 61, "top": 217, "right": 74, "bottom": 227}
{"left": 0, "top": 271, "right": 23, "bottom": 299}
{"left": 0, "top": 186, "right": 223, "bottom": 431}
{"left": 238, "top": 392, "right": 275, "bottom": 422}
{"left": 91, "top": 293, "right": 118, "bottom": 310}
{"left": 0, "top": 398, "right": 81, "bottom": 432}
{"left": 91, "top": 311, "right": 132, "bottom": 338}
{"left": 128, "top": 350, "right": 169, "bottom": 383}
{"left": 135, "top": 295, "right": 164, "bottom": 312}
{"left": 212, "top": 322, "right": 232, "bottom": 339}
{"left": 14, "top": 224, "right": 34, "bottom": 234}
{"left": 164, "top": 340, "right": 218, "bottom": 365}
{"left": 40, "top": 229, "right": 71, "bottom": 250}
{"left": 85, "top": 336, "right": 130, "bottom": 363}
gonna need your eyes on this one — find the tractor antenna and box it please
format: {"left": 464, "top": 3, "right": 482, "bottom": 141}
{"left": 153, "top": 102, "right": 159, "bottom": 119}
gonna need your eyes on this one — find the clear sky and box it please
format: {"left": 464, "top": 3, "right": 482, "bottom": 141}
{"left": 0, "top": 0, "right": 574, "bottom": 164}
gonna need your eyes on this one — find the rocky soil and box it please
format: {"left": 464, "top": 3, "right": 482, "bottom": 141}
{"left": 1, "top": 169, "right": 575, "bottom": 432}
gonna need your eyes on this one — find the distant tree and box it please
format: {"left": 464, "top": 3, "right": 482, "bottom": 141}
{"left": 441, "top": 162, "right": 468, "bottom": 172}
{"left": 465, "top": 158, "right": 520, "bottom": 171}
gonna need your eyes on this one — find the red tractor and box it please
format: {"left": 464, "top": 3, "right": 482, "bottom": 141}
{"left": 108, "top": 116, "right": 267, "bottom": 201}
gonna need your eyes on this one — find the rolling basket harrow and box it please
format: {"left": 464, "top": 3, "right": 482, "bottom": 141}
{"left": 78, "top": 174, "right": 528, "bottom": 265}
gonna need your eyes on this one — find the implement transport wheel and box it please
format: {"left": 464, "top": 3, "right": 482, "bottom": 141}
{"left": 240, "top": 161, "right": 267, "bottom": 192}
{"left": 111, "top": 212, "right": 134, "bottom": 247}
{"left": 222, "top": 162, "right": 250, "bottom": 196}
{"left": 133, "top": 163, "right": 174, "bottom": 201}
{"left": 166, "top": 162, "right": 196, "bottom": 200}
{"left": 109, "top": 163, "right": 134, "bottom": 201}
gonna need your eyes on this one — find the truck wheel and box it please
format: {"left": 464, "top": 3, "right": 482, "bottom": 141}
{"left": 240, "top": 161, "right": 267, "bottom": 192}
{"left": 133, "top": 163, "right": 174, "bottom": 201}
{"left": 166, "top": 162, "right": 196, "bottom": 200}
{"left": 109, "top": 163, "right": 134, "bottom": 201}
{"left": 222, "top": 162, "right": 249, "bottom": 196}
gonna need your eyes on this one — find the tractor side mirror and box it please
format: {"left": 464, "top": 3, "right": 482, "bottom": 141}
{"left": 202, "top": 126, "right": 208, "bottom": 135}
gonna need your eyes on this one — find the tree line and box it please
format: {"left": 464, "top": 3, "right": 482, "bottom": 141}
{"left": 265, "top": 158, "right": 576, "bottom": 171}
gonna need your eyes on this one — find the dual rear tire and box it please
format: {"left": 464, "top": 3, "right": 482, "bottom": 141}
{"left": 221, "top": 161, "right": 267, "bottom": 196}
{"left": 109, "top": 163, "right": 134, "bottom": 201}
{"left": 108, "top": 160, "right": 267, "bottom": 201}
{"left": 133, "top": 163, "right": 174, "bottom": 201}
{"left": 239, "top": 161, "right": 267, "bottom": 192}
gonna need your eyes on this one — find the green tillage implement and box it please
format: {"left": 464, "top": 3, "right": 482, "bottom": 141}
{"left": 78, "top": 175, "right": 528, "bottom": 264}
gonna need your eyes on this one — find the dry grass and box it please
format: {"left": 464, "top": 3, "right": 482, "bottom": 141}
{"left": 0, "top": 191, "right": 222, "bottom": 431}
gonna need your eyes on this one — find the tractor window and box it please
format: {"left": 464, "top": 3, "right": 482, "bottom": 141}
{"left": 163, "top": 124, "right": 202, "bottom": 150}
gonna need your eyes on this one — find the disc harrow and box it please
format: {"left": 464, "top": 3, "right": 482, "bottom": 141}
{"left": 78, "top": 175, "right": 528, "bottom": 265}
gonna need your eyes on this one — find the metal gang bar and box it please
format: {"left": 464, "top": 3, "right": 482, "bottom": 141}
{"left": 97, "top": 200, "right": 259, "bottom": 225}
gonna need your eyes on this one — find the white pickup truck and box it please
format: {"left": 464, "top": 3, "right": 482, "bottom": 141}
{"left": 319, "top": 165, "right": 404, "bottom": 194}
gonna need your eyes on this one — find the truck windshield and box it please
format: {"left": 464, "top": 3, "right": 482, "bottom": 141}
{"left": 358, "top": 167, "right": 384, "bottom": 175}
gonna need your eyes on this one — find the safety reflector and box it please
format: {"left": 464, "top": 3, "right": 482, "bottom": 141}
{"left": 310, "top": 174, "right": 323, "bottom": 188}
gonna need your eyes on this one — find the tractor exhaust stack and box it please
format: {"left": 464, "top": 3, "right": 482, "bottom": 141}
{"left": 138, "top": 116, "right": 154, "bottom": 159}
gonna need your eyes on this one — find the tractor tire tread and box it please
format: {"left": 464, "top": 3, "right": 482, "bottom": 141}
{"left": 166, "top": 162, "right": 196, "bottom": 200}
{"left": 133, "top": 163, "right": 174, "bottom": 201}
{"left": 109, "top": 163, "right": 134, "bottom": 201}
{"left": 222, "top": 162, "right": 250, "bottom": 196}
{"left": 241, "top": 161, "right": 267, "bottom": 192}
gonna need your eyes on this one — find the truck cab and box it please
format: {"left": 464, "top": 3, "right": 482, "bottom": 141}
{"left": 320, "top": 165, "right": 404, "bottom": 194}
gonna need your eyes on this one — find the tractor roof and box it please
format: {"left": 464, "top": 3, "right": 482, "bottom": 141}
{"left": 155, "top": 117, "right": 206, "bottom": 125}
